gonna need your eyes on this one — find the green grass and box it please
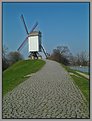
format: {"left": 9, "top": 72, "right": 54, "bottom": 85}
{"left": 62, "top": 64, "right": 89, "bottom": 102}
{"left": 3, "top": 59, "right": 45, "bottom": 95}
{"left": 67, "top": 66, "right": 89, "bottom": 75}
{"left": 62, "top": 65, "right": 89, "bottom": 80}
{"left": 71, "top": 75, "right": 89, "bottom": 102}
{"left": 74, "top": 70, "right": 89, "bottom": 75}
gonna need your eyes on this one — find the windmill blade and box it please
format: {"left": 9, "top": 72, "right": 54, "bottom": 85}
{"left": 21, "top": 14, "right": 29, "bottom": 35}
{"left": 17, "top": 22, "right": 38, "bottom": 51}
{"left": 41, "top": 45, "right": 47, "bottom": 58}
{"left": 17, "top": 36, "right": 28, "bottom": 51}
{"left": 29, "top": 21, "right": 38, "bottom": 34}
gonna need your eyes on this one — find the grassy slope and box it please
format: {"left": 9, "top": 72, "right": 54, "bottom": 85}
{"left": 71, "top": 75, "right": 89, "bottom": 102}
{"left": 62, "top": 64, "right": 89, "bottom": 102}
{"left": 68, "top": 67, "right": 89, "bottom": 75}
{"left": 63, "top": 65, "right": 89, "bottom": 80}
{"left": 3, "top": 59, "right": 45, "bottom": 95}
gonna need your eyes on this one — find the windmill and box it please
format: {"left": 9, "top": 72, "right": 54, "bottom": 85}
{"left": 17, "top": 14, "right": 48, "bottom": 59}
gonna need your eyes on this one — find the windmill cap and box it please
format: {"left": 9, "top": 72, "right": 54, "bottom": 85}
{"left": 29, "top": 31, "right": 41, "bottom": 37}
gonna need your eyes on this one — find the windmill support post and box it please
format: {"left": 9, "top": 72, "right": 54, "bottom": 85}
{"left": 28, "top": 52, "right": 42, "bottom": 60}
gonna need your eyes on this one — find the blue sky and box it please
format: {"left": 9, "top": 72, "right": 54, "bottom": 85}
{"left": 3, "top": 2, "right": 89, "bottom": 58}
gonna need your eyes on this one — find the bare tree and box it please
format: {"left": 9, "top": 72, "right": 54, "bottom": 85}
{"left": 56, "top": 46, "right": 69, "bottom": 58}
{"left": 79, "top": 51, "right": 89, "bottom": 66}
{"left": 49, "top": 46, "right": 71, "bottom": 65}
{"left": 72, "top": 51, "right": 89, "bottom": 66}
{"left": 7, "top": 51, "right": 24, "bottom": 65}
{"left": 2, "top": 46, "right": 9, "bottom": 71}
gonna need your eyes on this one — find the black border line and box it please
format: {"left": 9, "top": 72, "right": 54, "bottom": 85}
{"left": 2, "top": 1, "right": 90, "bottom": 119}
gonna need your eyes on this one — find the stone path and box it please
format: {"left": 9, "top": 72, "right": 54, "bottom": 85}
{"left": 2, "top": 60, "right": 89, "bottom": 118}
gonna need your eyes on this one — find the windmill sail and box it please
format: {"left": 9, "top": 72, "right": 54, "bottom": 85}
{"left": 29, "top": 22, "right": 38, "bottom": 34}
{"left": 21, "top": 14, "right": 29, "bottom": 35}
{"left": 17, "top": 36, "right": 28, "bottom": 51}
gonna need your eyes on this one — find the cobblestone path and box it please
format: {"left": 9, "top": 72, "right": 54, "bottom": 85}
{"left": 3, "top": 60, "right": 89, "bottom": 118}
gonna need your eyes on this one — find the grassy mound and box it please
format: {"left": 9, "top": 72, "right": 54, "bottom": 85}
{"left": 3, "top": 59, "right": 45, "bottom": 95}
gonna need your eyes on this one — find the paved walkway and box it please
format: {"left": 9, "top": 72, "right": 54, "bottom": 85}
{"left": 3, "top": 60, "right": 89, "bottom": 118}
